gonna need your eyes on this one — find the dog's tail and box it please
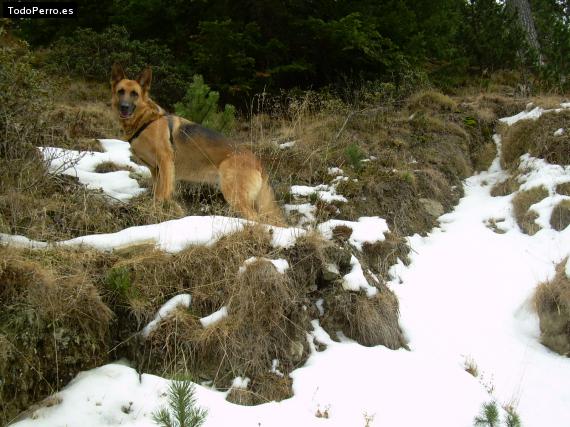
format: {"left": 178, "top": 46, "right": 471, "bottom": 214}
{"left": 256, "top": 176, "right": 286, "bottom": 226}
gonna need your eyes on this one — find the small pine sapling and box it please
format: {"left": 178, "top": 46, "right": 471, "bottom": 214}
{"left": 474, "top": 401, "right": 500, "bottom": 427}
{"left": 152, "top": 380, "right": 208, "bottom": 427}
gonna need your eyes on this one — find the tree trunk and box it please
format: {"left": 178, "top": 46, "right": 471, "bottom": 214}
{"left": 506, "top": 0, "right": 542, "bottom": 63}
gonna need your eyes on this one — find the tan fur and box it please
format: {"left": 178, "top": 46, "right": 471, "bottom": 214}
{"left": 111, "top": 64, "right": 284, "bottom": 225}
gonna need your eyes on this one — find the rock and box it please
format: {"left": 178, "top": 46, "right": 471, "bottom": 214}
{"left": 419, "top": 198, "right": 445, "bottom": 218}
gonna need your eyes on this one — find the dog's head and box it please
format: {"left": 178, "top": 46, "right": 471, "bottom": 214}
{"left": 111, "top": 63, "right": 152, "bottom": 120}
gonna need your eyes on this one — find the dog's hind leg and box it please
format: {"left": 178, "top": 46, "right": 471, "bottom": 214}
{"left": 218, "top": 158, "right": 262, "bottom": 221}
{"left": 256, "top": 177, "right": 285, "bottom": 226}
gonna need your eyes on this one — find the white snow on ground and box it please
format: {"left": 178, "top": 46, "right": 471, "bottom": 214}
{"left": 342, "top": 255, "right": 378, "bottom": 297}
{"left": 283, "top": 203, "right": 316, "bottom": 225}
{"left": 141, "top": 294, "right": 192, "bottom": 338}
{"left": 291, "top": 184, "right": 347, "bottom": 203}
{"left": 317, "top": 216, "right": 389, "bottom": 250}
{"left": 39, "top": 139, "right": 150, "bottom": 201}
{"left": 200, "top": 307, "right": 229, "bottom": 328}
{"left": 554, "top": 127, "right": 565, "bottom": 136}
{"left": 278, "top": 140, "right": 297, "bottom": 149}
{"left": 498, "top": 106, "right": 547, "bottom": 125}
{"left": 327, "top": 166, "right": 344, "bottom": 176}
{"left": 238, "top": 257, "right": 290, "bottom": 274}
{"left": 230, "top": 377, "right": 250, "bottom": 390}
{"left": 8, "top": 105, "right": 570, "bottom": 427}
{"left": 0, "top": 216, "right": 306, "bottom": 252}
{"left": 513, "top": 155, "right": 570, "bottom": 231}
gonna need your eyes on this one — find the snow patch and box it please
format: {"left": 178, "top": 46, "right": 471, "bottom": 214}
{"left": 142, "top": 294, "right": 192, "bottom": 338}
{"left": 200, "top": 306, "right": 228, "bottom": 328}
{"left": 230, "top": 377, "right": 250, "bottom": 390}
{"left": 284, "top": 203, "right": 316, "bottom": 225}
{"left": 238, "top": 257, "right": 290, "bottom": 274}
{"left": 317, "top": 217, "right": 389, "bottom": 250}
{"left": 342, "top": 255, "right": 378, "bottom": 297}
{"left": 271, "top": 359, "right": 284, "bottom": 377}
{"left": 291, "top": 184, "right": 347, "bottom": 203}
{"left": 499, "top": 106, "right": 547, "bottom": 126}
{"left": 327, "top": 167, "right": 344, "bottom": 176}
{"left": 1, "top": 216, "right": 306, "bottom": 252}
{"left": 278, "top": 140, "right": 297, "bottom": 149}
{"left": 39, "top": 139, "right": 150, "bottom": 201}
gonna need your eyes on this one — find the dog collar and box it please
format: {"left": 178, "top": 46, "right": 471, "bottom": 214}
{"left": 128, "top": 120, "right": 154, "bottom": 143}
{"left": 128, "top": 115, "right": 175, "bottom": 146}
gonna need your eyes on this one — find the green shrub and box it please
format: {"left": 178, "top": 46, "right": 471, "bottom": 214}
{"left": 174, "top": 75, "right": 236, "bottom": 134}
{"left": 345, "top": 143, "right": 366, "bottom": 171}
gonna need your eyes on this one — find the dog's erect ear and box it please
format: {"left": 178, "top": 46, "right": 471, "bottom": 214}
{"left": 111, "top": 63, "right": 126, "bottom": 86}
{"left": 137, "top": 66, "right": 152, "bottom": 92}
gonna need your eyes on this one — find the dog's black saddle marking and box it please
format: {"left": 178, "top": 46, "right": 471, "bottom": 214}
{"left": 179, "top": 123, "right": 230, "bottom": 148}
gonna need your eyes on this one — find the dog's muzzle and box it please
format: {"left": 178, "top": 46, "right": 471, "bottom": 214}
{"left": 119, "top": 103, "right": 134, "bottom": 119}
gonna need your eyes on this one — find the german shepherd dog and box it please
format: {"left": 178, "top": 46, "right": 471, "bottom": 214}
{"left": 111, "top": 64, "right": 284, "bottom": 225}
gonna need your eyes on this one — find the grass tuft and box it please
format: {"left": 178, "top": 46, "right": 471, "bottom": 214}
{"left": 502, "top": 109, "right": 570, "bottom": 168}
{"left": 550, "top": 200, "right": 570, "bottom": 231}
{"left": 534, "top": 259, "right": 570, "bottom": 357}
{"left": 512, "top": 186, "right": 549, "bottom": 235}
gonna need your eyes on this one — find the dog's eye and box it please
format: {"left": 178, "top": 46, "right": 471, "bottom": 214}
{"left": 118, "top": 89, "right": 125, "bottom": 95}
{"left": 131, "top": 91, "right": 138, "bottom": 98}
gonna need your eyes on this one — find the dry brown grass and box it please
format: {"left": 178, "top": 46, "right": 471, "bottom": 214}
{"left": 226, "top": 373, "right": 293, "bottom": 405}
{"left": 512, "top": 186, "right": 549, "bottom": 235}
{"left": 463, "top": 356, "right": 479, "bottom": 377}
{"left": 491, "top": 176, "right": 521, "bottom": 197}
{"left": 502, "top": 109, "right": 570, "bottom": 168}
{"left": 0, "top": 178, "right": 183, "bottom": 242}
{"left": 322, "top": 290, "right": 405, "bottom": 349}
{"left": 0, "top": 224, "right": 407, "bottom": 417}
{"left": 241, "top": 89, "right": 496, "bottom": 235}
{"left": 550, "top": 200, "right": 570, "bottom": 231}
{"left": 94, "top": 161, "right": 134, "bottom": 173}
{"left": 556, "top": 182, "right": 570, "bottom": 196}
{"left": 530, "top": 95, "right": 566, "bottom": 110}
{"left": 0, "top": 246, "right": 112, "bottom": 424}
{"left": 362, "top": 233, "right": 410, "bottom": 280}
{"left": 534, "top": 259, "right": 570, "bottom": 356}
{"left": 407, "top": 90, "right": 457, "bottom": 113}
{"left": 44, "top": 102, "right": 120, "bottom": 148}
{"left": 127, "top": 229, "right": 405, "bottom": 402}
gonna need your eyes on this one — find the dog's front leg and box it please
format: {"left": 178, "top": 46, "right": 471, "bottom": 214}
{"left": 154, "top": 156, "right": 175, "bottom": 200}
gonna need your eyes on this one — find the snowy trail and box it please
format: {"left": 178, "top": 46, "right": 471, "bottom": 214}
{"left": 393, "top": 148, "right": 570, "bottom": 426}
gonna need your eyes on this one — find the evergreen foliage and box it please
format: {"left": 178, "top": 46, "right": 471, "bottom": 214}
{"left": 474, "top": 401, "right": 500, "bottom": 427}
{"left": 10, "top": 0, "right": 570, "bottom": 105}
{"left": 152, "top": 380, "right": 208, "bottom": 427}
{"left": 174, "top": 75, "right": 236, "bottom": 134}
